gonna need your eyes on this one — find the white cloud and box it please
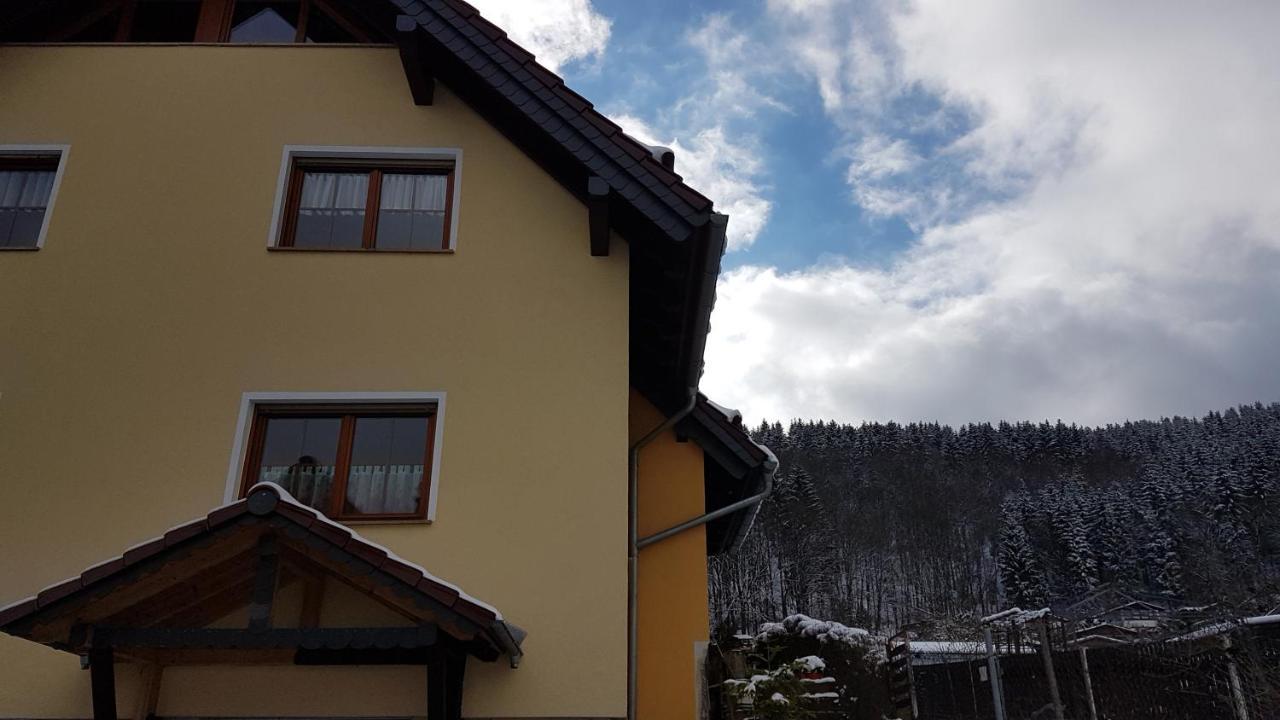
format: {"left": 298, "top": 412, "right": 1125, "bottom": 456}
{"left": 702, "top": 0, "right": 1280, "bottom": 425}
{"left": 613, "top": 115, "right": 770, "bottom": 253}
{"left": 468, "top": 0, "right": 611, "bottom": 72}
{"left": 607, "top": 14, "right": 777, "bottom": 251}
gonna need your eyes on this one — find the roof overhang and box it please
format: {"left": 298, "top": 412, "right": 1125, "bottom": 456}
{"left": 678, "top": 394, "right": 779, "bottom": 555}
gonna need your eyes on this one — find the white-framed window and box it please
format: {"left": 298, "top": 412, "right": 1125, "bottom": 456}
{"left": 225, "top": 392, "right": 448, "bottom": 522}
{"left": 0, "top": 144, "right": 70, "bottom": 250}
{"left": 266, "top": 146, "right": 463, "bottom": 252}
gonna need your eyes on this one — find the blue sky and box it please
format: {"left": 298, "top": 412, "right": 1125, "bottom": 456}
{"left": 474, "top": 0, "right": 1280, "bottom": 426}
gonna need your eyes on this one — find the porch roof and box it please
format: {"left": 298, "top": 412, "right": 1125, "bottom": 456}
{"left": 0, "top": 483, "right": 524, "bottom": 667}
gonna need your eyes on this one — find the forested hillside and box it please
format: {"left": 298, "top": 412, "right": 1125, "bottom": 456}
{"left": 709, "top": 403, "right": 1280, "bottom": 635}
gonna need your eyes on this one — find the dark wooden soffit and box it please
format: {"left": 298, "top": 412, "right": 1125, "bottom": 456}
{"left": 0, "top": 485, "right": 522, "bottom": 665}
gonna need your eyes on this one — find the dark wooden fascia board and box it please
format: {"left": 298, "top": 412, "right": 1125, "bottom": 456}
{"left": 396, "top": 15, "right": 435, "bottom": 105}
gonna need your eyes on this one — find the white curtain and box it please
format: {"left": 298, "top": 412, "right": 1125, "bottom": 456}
{"left": 300, "top": 172, "right": 368, "bottom": 211}
{"left": 0, "top": 170, "right": 55, "bottom": 209}
{"left": 346, "top": 464, "right": 423, "bottom": 514}
{"left": 379, "top": 174, "right": 447, "bottom": 212}
{"left": 260, "top": 464, "right": 335, "bottom": 512}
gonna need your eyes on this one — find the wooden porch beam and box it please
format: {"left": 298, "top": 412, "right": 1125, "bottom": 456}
{"left": 588, "top": 176, "right": 611, "bottom": 257}
{"left": 396, "top": 15, "right": 435, "bottom": 106}
{"left": 95, "top": 625, "right": 439, "bottom": 651}
{"left": 89, "top": 646, "right": 117, "bottom": 720}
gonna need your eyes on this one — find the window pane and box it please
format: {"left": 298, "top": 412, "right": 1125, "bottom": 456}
{"left": 345, "top": 415, "right": 429, "bottom": 515}
{"left": 0, "top": 169, "right": 54, "bottom": 248}
{"left": 229, "top": 1, "right": 300, "bottom": 43}
{"left": 256, "top": 416, "right": 341, "bottom": 512}
{"left": 129, "top": 0, "right": 201, "bottom": 42}
{"left": 294, "top": 171, "right": 368, "bottom": 249}
{"left": 377, "top": 174, "right": 448, "bottom": 250}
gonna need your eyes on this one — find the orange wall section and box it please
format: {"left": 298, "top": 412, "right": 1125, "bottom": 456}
{"left": 630, "top": 390, "right": 710, "bottom": 719}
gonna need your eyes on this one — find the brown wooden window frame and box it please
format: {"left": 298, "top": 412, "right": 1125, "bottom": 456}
{"left": 0, "top": 152, "right": 64, "bottom": 251}
{"left": 40, "top": 0, "right": 383, "bottom": 44}
{"left": 239, "top": 403, "right": 439, "bottom": 522}
{"left": 276, "top": 158, "right": 457, "bottom": 253}
{"left": 193, "top": 0, "right": 380, "bottom": 44}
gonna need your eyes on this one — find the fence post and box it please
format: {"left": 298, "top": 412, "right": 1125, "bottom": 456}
{"left": 1036, "top": 622, "right": 1066, "bottom": 720}
{"left": 1224, "top": 635, "right": 1252, "bottom": 720}
{"left": 1078, "top": 647, "right": 1099, "bottom": 720}
{"left": 984, "top": 628, "right": 1007, "bottom": 720}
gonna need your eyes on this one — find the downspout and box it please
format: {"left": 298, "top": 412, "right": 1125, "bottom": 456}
{"left": 628, "top": 388, "right": 698, "bottom": 720}
{"left": 636, "top": 459, "right": 777, "bottom": 550}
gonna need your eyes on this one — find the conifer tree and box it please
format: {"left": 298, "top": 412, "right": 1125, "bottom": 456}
{"left": 998, "top": 493, "right": 1047, "bottom": 607}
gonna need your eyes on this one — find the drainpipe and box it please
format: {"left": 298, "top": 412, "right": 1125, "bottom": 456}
{"left": 627, "top": 391, "right": 779, "bottom": 720}
{"left": 636, "top": 460, "right": 776, "bottom": 550}
{"left": 628, "top": 388, "right": 698, "bottom": 720}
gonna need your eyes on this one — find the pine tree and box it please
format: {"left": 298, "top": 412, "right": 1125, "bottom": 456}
{"left": 998, "top": 493, "right": 1047, "bottom": 607}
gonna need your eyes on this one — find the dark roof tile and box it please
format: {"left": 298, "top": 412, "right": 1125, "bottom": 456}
{"left": 417, "top": 578, "right": 461, "bottom": 606}
{"left": 207, "top": 500, "right": 249, "bottom": 527}
{"left": 80, "top": 558, "right": 125, "bottom": 586}
{"left": 163, "top": 519, "right": 208, "bottom": 546}
{"left": 36, "top": 578, "right": 81, "bottom": 608}
{"left": 122, "top": 538, "right": 166, "bottom": 566}
{"left": 0, "top": 598, "right": 37, "bottom": 628}
{"left": 345, "top": 539, "right": 389, "bottom": 567}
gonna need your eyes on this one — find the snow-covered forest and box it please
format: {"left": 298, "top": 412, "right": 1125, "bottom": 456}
{"left": 709, "top": 403, "right": 1280, "bottom": 635}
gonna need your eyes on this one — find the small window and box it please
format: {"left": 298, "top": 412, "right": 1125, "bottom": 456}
{"left": 279, "top": 159, "right": 455, "bottom": 251}
{"left": 241, "top": 404, "right": 438, "bottom": 520}
{"left": 0, "top": 155, "right": 59, "bottom": 249}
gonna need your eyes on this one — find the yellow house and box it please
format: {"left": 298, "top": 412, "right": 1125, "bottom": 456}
{"left": 0, "top": 2, "right": 777, "bottom": 720}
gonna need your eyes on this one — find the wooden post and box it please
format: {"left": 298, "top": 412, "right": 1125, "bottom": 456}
{"left": 427, "top": 651, "right": 466, "bottom": 720}
{"left": 1224, "top": 636, "right": 1252, "bottom": 720}
{"left": 983, "top": 628, "right": 1007, "bottom": 720}
{"left": 1036, "top": 622, "right": 1065, "bottom": 720}
{"left": 88, "top": 646, "right": 117, "bottom": 720}
{"left": 1078, "top": 648, "right": 1099, "bottom": 720}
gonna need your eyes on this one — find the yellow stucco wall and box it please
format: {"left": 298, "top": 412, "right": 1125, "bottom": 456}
{"left": 630, "top": 391, "right": 710, "bottom": 720}
{"left": 0, "top": 45, "right": 629, "bottom": 718}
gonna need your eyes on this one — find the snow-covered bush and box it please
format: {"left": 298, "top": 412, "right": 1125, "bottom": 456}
{"left": 746, "top": 614, "right": 891, "bottom": 719}
{"left": 724, "top": 657, "right": 819, "bottom": 720}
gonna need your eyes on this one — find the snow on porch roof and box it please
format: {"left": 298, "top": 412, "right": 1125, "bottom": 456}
{"left": 0, "top": 483, "right": 525, "bottom": 666}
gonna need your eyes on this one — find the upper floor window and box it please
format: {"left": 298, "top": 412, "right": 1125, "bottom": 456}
{"left": 0, "top": 152, "right": 63, "bottom": 250}
{"left": 278, "top": 159, "right": 455, "bottom": 251}
{"left": 241, "top": 404, "right": 438, "bottom": 521}
{"left": 1, "top": 0, "right": 382, "bottom": 44}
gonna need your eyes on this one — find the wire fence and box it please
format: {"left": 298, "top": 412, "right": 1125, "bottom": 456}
{"left": 892, "top": 619, "right": 1280, "bottom": 720}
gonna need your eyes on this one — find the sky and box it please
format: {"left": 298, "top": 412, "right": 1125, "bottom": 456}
{"left": 470, "top": 0, "right": 1280, "bottom": 427}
